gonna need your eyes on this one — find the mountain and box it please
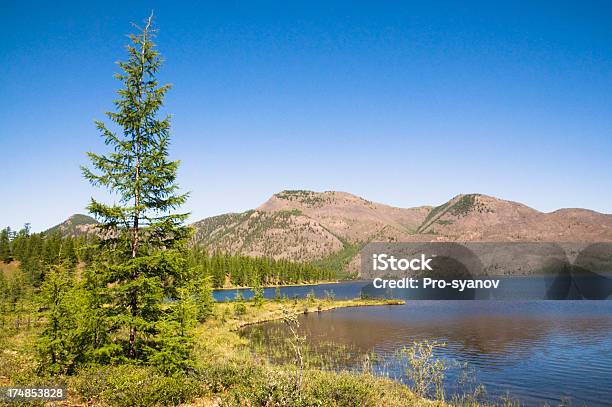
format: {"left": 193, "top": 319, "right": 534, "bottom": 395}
{"left": 46, "top": 214, "right": 98, "bottom": 236}
{"left": 190, "top": 191, "right": 612, "bottom": 272}
{"left": 191, "top": 190, "right": 431, "bottom": 263}
{"left": 50, "top": 191, "right": 612, "bottom": 273}
{"left": 416, "top": 193, "right": 612, "bottom": 242}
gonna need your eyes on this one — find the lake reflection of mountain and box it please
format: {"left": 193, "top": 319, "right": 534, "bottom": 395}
{"left": 243, "top": 301, "right": 612, "bottom": 407}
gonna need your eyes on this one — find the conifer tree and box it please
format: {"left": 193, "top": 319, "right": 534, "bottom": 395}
{"left": 82, "top": 14, "right": 192, "bottom": 364}
{"left": 37, "top": 265, "right": 80, "bottom": 374}
{"left": 0, "top": 227, "right": 11, "bottom": 263}
{"left": 252, "top": 281, "right": 264, "bottom": 307}
{"left": 11, "top": 225, "right": 29, "bottom": 263}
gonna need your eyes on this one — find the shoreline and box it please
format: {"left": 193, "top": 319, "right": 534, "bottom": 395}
{"left": 208, "top": 297, "right": 405, "bottom": 332}
{"left": 234, "top": 298, "right": 405, "bottom": 329}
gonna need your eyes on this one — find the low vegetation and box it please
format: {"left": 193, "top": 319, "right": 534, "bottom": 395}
{"left": 1, "top": 280, "right": 443, "bottom": 407}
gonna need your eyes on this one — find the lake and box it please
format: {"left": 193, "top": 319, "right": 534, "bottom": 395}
{"left": 234, "top": 282, "right": 612, "bottom": 406}
{"left": 212, "top": 281, "right": 365, "bottom": 302}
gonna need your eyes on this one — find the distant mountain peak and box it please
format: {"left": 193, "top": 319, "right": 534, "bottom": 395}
{"left": 46, "top": 214, "right": 98, "bottom": 237}
{"left": 260, "top": 190, "right": 374, "bottom": 212}
{"left": 67, "top": 214, "right": 98, "bottom": 223}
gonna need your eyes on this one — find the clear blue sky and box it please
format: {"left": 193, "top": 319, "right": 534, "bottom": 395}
{"left": 1, "top": 1, "right": 611, "bottom": 232}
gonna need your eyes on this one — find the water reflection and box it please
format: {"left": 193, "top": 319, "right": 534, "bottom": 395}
{"left": 242, "top": 301, "right": 612, "bottom": 406}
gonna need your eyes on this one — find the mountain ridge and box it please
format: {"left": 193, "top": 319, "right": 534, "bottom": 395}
{"left": 45, "top": 214, "right": 98, "bottom": 236}
{"left": 47, "top": 191, "right": 612, "bottom": 271}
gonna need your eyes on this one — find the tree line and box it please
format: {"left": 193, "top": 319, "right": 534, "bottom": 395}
{"left": 189, "top": 247, "right": 335, "bottom": 288}
{"left": 0, "top": 226, "right": 90, "bottom": 284}
{"left": 1, "top": 228, "right": 335, "bottom": 290}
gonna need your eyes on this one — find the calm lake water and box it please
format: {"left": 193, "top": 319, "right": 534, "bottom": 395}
{"left": 212, "top": 281, "right": 364, "bottom": 302}
{"left": 233, "top": 282, "right": 612, "bottom": 407}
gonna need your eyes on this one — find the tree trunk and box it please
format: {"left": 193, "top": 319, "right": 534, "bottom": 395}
{"left": 128, "top": 14, "right": 151, "bottom": 359}
{"left": 128, "top": 159, "right": 140, "bottom": 358}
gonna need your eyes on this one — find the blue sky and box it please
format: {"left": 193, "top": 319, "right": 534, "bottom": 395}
{"left": 1, "top": 1, "right": 611, "bottom": 231}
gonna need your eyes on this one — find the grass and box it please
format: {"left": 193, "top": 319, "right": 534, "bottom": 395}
{"left": 0, "top": 261, "right": 20, "bottom": 278}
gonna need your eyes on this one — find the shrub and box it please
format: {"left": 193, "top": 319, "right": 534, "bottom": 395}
{"left": 400, "top": 340, "right": 447, "bottom": 400}
{"left": 234, "top": 302, "right": 247, "bottom": 316}
{"left": 200, "top": 361, "right": 299, "bottom": 406}
{"left": 71, "top": 365, "right": 203, "bottom": 407}
{"left": 304, "top": 370, "right": 377, "bottom": 406}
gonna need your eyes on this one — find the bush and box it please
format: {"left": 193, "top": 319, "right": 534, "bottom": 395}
{"left": 71, "top": 365, "right": 204, "bottom": 407}
{"left": 304, "top": 370, "right": 378, "bottom": 406}
{"left": 200, "top": 361, "right": 299, "bottom": 406}
{"left": 400, "top": 340, "right": 447, "bottom": 400}
{"left": 234, "top": 301, "right": 247, "bottom": 316}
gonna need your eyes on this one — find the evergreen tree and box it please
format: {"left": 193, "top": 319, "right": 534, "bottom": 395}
{"left": 37, "top": 265, "right": 80, "bottom": 374}
{"left": 0, "top": 227, "right": 11, "bottom": 263}
{"left": 188, "top": 271, "right": 215, "bottom": 323}
{"left": 252, "top": 280, "right": 264, "bottom": 307}
{"left": 42, "top": 232, "right": 62, "bottom": 266}
{"left": 149, "top": 286, "right": 196, "bottom": 375}
{"left": 20, "top": 233, "right": 45, "bottom": 285}
{"left": 61, "top": 237, "right": 78, "bottom": 267}
{"left": 81, "top": 14, "right": 192, "bottom": 364}
{"left": 11, "top": 225, "right": 30, "bottom": 263}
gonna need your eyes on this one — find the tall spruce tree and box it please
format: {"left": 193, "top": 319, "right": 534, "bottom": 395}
{"left": 82, "top": 14, "right": 191, "bottom": 364}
